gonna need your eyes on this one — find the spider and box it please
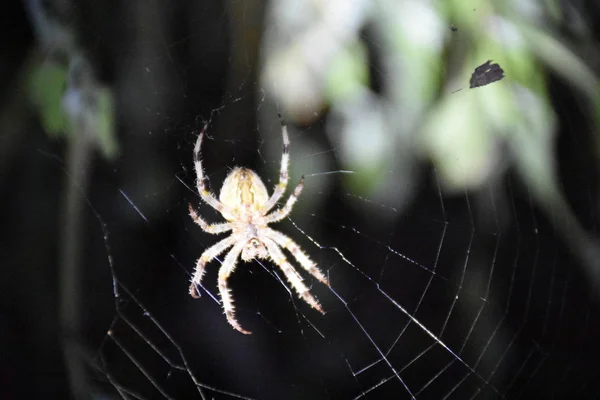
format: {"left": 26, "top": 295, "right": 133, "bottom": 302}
{"left": 188, "top": 116, "right": 329, "bottom": 334}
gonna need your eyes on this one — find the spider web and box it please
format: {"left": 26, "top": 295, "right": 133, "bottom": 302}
{"left": 81, "top": 101, "right": 599, "bottom": 399}
{"left": 90, "top": 141, "right": 600, "bottom": 400}
{"left": 6, "top": 1, "right": 600, "bottom": 399}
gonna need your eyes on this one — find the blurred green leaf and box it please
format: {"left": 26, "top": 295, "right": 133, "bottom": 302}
{"left": 325, "top": 41, "right": 369, "bottom": 103}
{"left": 28, "top": 62, "right": 68, "bottom": 137}
{"left": 519, "top": 24, "right": 600, "bottom": 152}
{"left": 91, "top": 87, "right": 118, "bottom": 160}
{"left": 28, "top": 58, "right": 118, "bottom": 160}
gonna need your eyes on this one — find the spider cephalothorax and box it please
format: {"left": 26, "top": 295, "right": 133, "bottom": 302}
{"left": 188, "top": 117, "right": 329, "bottom": 334}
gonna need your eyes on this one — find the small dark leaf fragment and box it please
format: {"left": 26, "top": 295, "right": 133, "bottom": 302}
{"left": 469, "top": 60, "right": 505, "bottom": 89}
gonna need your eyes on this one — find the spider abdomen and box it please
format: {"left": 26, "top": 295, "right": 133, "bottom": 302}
{"left": 219, "top": 167, "right": 270, "bottom": 213}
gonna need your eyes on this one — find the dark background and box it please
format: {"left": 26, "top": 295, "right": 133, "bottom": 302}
{"left": 2, "top": 1, "right": 600, "bottom": 399}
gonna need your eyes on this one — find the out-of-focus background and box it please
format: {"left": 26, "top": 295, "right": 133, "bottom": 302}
{"left": 2, "top": 0, "right": 600, "bottom": 399}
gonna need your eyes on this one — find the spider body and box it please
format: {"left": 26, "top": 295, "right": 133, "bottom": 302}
{"left": 189, "top": 118, "right": 329, "bottom": 334}
{"left": 220, "top": 167, "right": 268, "bottom": 215}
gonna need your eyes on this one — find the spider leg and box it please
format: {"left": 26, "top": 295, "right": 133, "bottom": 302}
{"left": 263, "top": 237, "right": 325, "bottom": 314}
{"left": 261, "top": 114, "right": 290, "bottom": 214}
{"left": 188, "top": 204, "right": 233, "bottom": 234}
{"left": 189, "top": 236, "right": 237, "bottom": 298}
{"left": 264, "top": 228, "right": 329, "bottom": 286}
{"left": 217, "top": 242, "right": 251, "bottom": 334}
{"left": 264, "top": 176, "right": 304, "bottom": 224}
{"left": 193, "top": 124, "right": 232, "bottom": 214}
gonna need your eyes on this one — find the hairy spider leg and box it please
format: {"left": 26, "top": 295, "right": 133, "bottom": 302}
{"left": 189, "top": 236, "right": 237, "bottom": 298}
{"left": 265, "top": 176, "right": 305, "bottom": 223}
{"left": 265, "top": 228, "right": 329, "bottom": 286}
{"left": 217, "top": 242, "right": 251, "bottom": 334}
{"left": 188, "top": 204, "right": 233, "bottom": 234}
{"left": 263, "top": 237, "right": 325, "bottom": 314}
{"left": 193, "top": 124, "right": 233, "bottom": 214}
{"left": 261, "top": 115, "right": 290, "bottom": 214}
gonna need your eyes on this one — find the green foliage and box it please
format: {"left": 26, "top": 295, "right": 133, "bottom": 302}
{"left": 93, "top": 87, "right": 118, "bottom": 160}
{"left": 325, "top": 42, "right": 370, "bottom": 103}
{"left": 28, "top": 61, "right": 69, "bottom": 137}
{"left": 27, "top": 59, "right": 118, "bottom": 160}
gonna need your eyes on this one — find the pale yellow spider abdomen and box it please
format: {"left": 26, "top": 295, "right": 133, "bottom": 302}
{"left": 219, "top": 167, "right": 269, "bottom": 219}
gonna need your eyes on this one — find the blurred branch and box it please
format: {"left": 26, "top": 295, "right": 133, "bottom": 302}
{"left": 24, "top": 0, "right": 117, "bottom": 398}
{"left": 59, "top": 124, "right": 93, "bottom": 400}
